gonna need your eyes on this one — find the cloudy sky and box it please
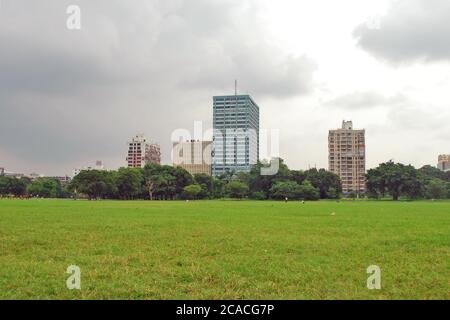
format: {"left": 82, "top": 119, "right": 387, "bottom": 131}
{"left": 0, "top": 0, "right": 449, "bottom": 175}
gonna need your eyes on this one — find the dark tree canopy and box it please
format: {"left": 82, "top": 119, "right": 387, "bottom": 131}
{"left": 366, "top": 161, "right": 427, "bottom": 200}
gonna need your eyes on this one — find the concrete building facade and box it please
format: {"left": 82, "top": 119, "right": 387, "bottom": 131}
{"left": 212, "top": 94, "right": 259, "bottom": 176}
{"left": 145, "top": 143, "right": 161, "bottom": 165}
{"left": 126, "top": 134, "right": 148, "bottom": 168}
{"left": 173, "top": 140, "right": 212, "bottom": 176}
{"left": 329, "top": 121, "right": 366, "bottom": 196}
{"left": 437, "top": 154, "right": 450, "bottom": 172}
{"left": 127, "top": 135, "right": 161, "bottom": 168}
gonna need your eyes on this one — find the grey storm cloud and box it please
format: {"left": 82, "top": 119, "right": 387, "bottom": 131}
{"left": 0, "top": 0, "right": 317, "bottom": 175}
{"left": 324, "top": 91, "right": 407, "bottom": 110}
{"left": 354, "top": 0, "right": 450, "bottom": 64}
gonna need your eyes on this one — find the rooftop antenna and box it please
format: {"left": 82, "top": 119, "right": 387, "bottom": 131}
{"left": 235, "top": 80, "right": 238, "bottom": 96}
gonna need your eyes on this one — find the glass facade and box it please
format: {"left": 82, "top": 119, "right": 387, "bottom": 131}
{"left": 212, "top": 95, "right": 260, "bottom": 176}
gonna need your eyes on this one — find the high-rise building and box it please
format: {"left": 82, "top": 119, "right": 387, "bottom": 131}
{"left": 126, "top": 135, "right": 161, "bottom": 168}
{"left": 145, "top": 143, "right": 161, "bottom": 165}
{"left": 0, "top": 167, "right": 4, "bottom": 176}
{"left": 329, "top": 121, "right": 366, "bottom": 196}
{"left": 126, "top": 134, "right": 148, "bottom": 168}
{"left": 437, "top": 155, "right": 450, "bottom": 172}
{"left": 173, "top": 140, "right": 212, "bottom": 176}
{"left": 212, "top": 94, "right": 259, "bottom": 176}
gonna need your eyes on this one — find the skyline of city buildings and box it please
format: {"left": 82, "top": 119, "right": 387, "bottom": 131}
{"left": 212, "top": 94, "right": 260, "bottom": 177}
{"left": 1, "top": 92, "right": 447, "bottom": 185}
{"left": 438, "top": 155, "right": 450, "bottom": 172}
{"left": 328, "top": 120, "right": 366, "bottom": 196}
{"left": 173, "top": 140, "right": 212, "bottom": 176}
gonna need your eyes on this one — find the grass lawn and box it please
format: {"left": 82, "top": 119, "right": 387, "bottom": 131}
{"left": 0, "top": 199, "right": 448, "bottom": 300}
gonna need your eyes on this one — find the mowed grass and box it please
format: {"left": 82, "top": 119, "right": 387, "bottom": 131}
{"left": 0, "top": 199, "right": 448, "bottom": 300}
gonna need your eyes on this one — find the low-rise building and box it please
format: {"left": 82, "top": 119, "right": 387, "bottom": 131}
{"left": 173, "top": 140, "right": 212, "bottom": 176}
{"left": 72, "top": 161, "right": 105, "bottom": 178}
{"left": 4, "top": 172, "right": 25, "bottom": 179}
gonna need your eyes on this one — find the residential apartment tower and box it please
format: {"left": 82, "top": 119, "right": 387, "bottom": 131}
{"left": 329, "top": 121, "right": 366, "bottom": 196}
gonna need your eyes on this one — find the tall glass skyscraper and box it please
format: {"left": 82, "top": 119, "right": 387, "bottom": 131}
{"left": 212, "top": 94, "right": 260, "bottom": 176}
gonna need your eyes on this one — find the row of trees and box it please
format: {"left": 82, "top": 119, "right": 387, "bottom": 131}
{"left": 68, "top": 160, "right": 341, "bottom": 201}
{"left": 366, "top": 162, "right": 450, "bottom": 200}
{"left": 0, "top": 176, "right": 71, "bottom": 198}
{"left": 3, "top": 160, "right": 448, "bottom": 201}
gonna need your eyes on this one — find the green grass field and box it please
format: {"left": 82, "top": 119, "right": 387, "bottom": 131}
{"left": 0, "top": 199, "right": 448, "bottom": 300}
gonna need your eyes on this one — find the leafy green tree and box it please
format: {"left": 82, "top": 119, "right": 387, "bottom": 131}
{"left": 144, "top": 165, "right": 192, "bottom": 200}
{"left": 298, "top": 180, "right": 320, "bottom": 201}
{"left": 57, "top": 183, "right": 74, "bottom": 199}
{"left": 143, "top": 164, "right": 162, "bottom": 200}
{"left": 366, "top": 161, "right": 423, "bottom": 201}
{"left": 419, "top": 165, "right": 449, "bottom": 182}
{"left": 291, "top": 170, "right": 307, "bottom": 186}
{"left": 0, "top": 176, "right": 28, "bottom": 197}
{"left": 10, "top": 178, "right": 29, "bottom": 197}
{"left": 115, "top": 168, "right": 143, "bottom": 200}
{"left": 305, "top": 168, "right": 342, "bottom": 199}
{"left": 211, "top": 178, "right": 225, "bottom": 199}
{"left": 70, "top": 170, "right": 113, "bottom": 200}
{"left": 270, "top": 181, "right": 302, "bottom": 200}
{"left": 250, "top": 191, "right": 266, "bottom": 200}
{"left": 225, "top": 181, "right": 249, "bottom": 199}
{"left": 217, "top": 170, "right": 236, "bottom": 183}
{"left": 248, "top": 159, "right": 292, "bottom": 198}
{"left": 155, "top": 167, "right": 177, "bottom": 200}
{"left": 183, "top": 184, "right": 202, "bottom": 200}
{"left": 194, "top": 174, "right": 214, "bottom": 199}
{"left": 0, "top": 176, "right": 12, "bottom": 196}
{"left": 401, "top": 165, "right": 425, "bottom": 199}
{"left": 426, "top": 179, "right": 448, "bottom": 199}
{"left": 27, "top": 178, "right": 58, "bottom": 198}
{"left": 172, "top": 166, "right": 194, "bottom": 198}
{"left": 447, "top": 182, "right": 450, "bottom": 199}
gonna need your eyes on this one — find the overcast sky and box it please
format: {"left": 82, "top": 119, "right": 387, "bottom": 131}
{"left": 0, "top": 0, "right": 449, "bottom": 175}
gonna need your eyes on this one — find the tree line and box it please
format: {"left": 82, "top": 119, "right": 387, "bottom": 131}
{"left": 2, "top": 160, "right": 449, "bottom": 201}
{"left": 0, "top": 176, "right": 72, "bottom": 199}
{"left": 68, "top": 160, "right": 342, "bottom": 201}
{"left": 0, "top": 159, "right": 342, "bottom": 201}
{"left": 366, "top": 161, "right": 450, "bottom": 200}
